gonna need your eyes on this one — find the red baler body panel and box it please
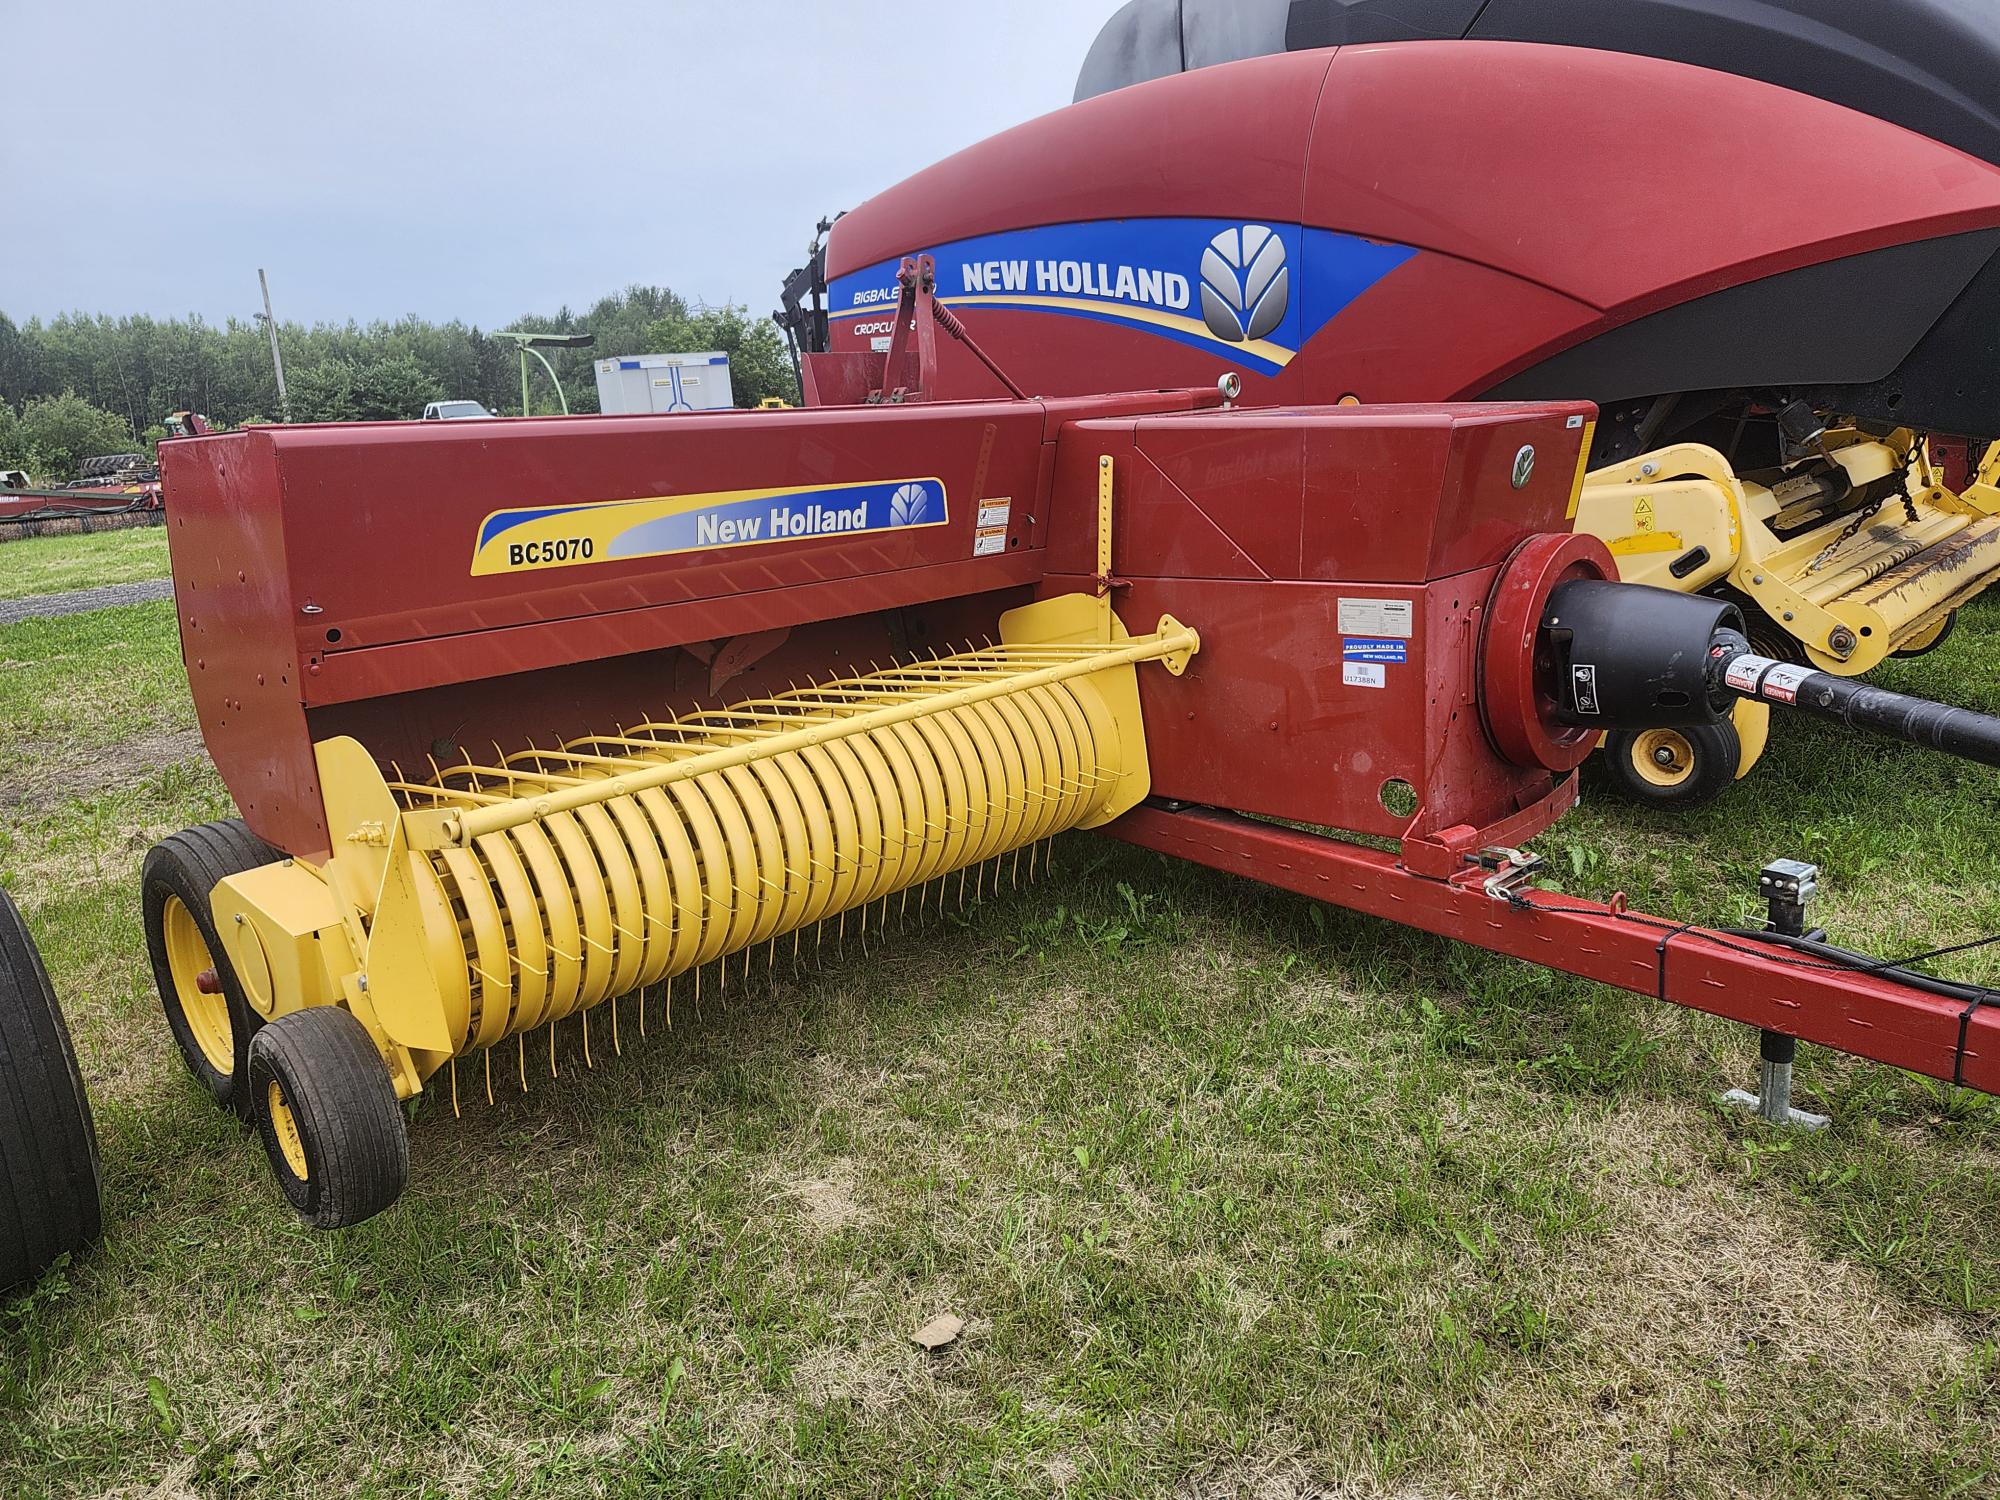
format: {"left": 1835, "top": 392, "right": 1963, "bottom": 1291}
{"left": 816, "top": 42, "right": 2000, "bottom": 409}
{"left": 159, "top": 394, "right": 1585, "bottom": 862}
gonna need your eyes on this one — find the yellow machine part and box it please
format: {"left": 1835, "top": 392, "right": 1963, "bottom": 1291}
{"left": 1579, "top": 434, "right": 2000, "bottom": 674}
{"left": 222, "top": 596, "right": 1198, "bottom": 1098}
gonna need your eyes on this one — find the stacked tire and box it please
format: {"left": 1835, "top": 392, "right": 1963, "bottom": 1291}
{"left": 0, "top": 887, "right": 101, "bottom": 1291}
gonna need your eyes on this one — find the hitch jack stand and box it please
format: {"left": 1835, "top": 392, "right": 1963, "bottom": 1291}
{"left": 1721, "top": 859, "right": 1831, "bottom": 1131}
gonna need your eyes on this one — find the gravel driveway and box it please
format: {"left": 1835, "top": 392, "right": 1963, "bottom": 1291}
{"left": 0, "top": 578, "right": 175, "bottom": 626}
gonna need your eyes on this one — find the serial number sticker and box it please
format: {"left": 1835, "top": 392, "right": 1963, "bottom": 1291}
{"left": 1761, "top": 663, "right": 1812, "bottom": 704}
{"left": 1343, "top": 662, "right": 1387, "bottom": 690}
{"left": 1342, "top": 637, "right": 1407, "bottom": 664}
{"left": 1337, "top": 597, "right": 1413, "bottom": 639}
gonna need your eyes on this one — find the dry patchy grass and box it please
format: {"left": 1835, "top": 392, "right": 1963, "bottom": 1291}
{"left": 0, "top": 596, "right": 1996, "bottom": 1499}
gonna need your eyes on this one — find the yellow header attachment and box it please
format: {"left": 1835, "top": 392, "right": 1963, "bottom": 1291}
{"left": 243, "top": 594, "right": 1197, "bottom": 1094}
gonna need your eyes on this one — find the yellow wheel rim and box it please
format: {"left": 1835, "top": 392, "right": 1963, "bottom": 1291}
{"left": 162, "top": 895, "right": 233, "bottom": 1076}
{"left": 1899, "top": 614, "right": 1951, "bottom": 653}
{"left": 1630, "top": 729, "right": 1697, "bottom": 788}
{"left": 266, "top": 1080, "right": 309, "bottom": 1180}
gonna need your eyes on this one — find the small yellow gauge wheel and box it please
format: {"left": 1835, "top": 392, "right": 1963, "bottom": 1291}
{"left": 1891, "top": 609, "right": 1957, "bottom": 660}
{"left": 142, "top": 820, "right": 279, "bottom": 1117}
{"left": 1603, "top": 720, "right": 1740, "bottom": 810}
{"left": 265, "top": 1080, "right": 310, "bottom": 1180}
{"left": 249, "top": 1007, "right": 409, "bottom": 1230}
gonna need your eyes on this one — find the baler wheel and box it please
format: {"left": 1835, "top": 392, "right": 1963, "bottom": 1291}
{"left": 141, "top": 819, "right": 280, "bottom": 1117}
{"left": 0, "top": 886, "right": 102, "bottom": 1291}
{"left": 1891, "top": 609, "right": 1958, "bottom": 660}
{"left": 1603, "top": 721, "right": 1740, "bottom": 810}
{"left": 248, "top": 1007, "right": 409, "bottom": 1230}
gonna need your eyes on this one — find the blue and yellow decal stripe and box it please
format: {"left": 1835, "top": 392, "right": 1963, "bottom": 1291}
{"left": 471, "top": 477, "right": 948, "bottom": 576}
{"left": 828, "top": 217, "right": 1417, "bottom": 377}
{"left": 941, "top": 294, "right": 1299, "bottom": 372}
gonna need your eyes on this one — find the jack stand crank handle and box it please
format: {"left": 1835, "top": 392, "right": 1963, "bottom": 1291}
{"left": 1721, "top": 859, "right": 1831, "bottom": 1131}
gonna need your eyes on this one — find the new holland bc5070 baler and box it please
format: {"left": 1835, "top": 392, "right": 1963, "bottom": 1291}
{"left": 147, "top": 284, "right": 2000, "bottom": 1227}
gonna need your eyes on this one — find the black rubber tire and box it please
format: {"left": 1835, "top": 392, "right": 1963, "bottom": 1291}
{"left": 1891, "top": 609, "right": 1958, "bottom": 660}
{"left": 141, "top": 819, "right": 280, "bottom": 1118}
{"left": 248, "top": 1008, "right": 408, "bottom": 1230}
{"left": 1747, "top": 619, "right": 1808, "bottom": 666}
{"left": 0, "top": 887, "right": 102, "bottom": 1292}
{"left": 80, "top": 453, "right": 144, "bottom": 479}
{"left": 1603, "top": 720, "right": 1741, "bottom": 811}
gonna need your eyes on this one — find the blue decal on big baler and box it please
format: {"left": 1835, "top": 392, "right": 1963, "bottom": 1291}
{"left": 826, "top": 217, "right": 1416, "bottom": 374}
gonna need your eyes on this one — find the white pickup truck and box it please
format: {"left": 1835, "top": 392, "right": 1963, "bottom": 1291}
{"left": 421, "top": 400, "right": 497, "bottom": 421}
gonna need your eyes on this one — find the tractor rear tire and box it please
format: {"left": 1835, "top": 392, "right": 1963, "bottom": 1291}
{"left": 248, "top": 1007, "right": 408, "bottom": 1230}
{"left": 80, "top": 454, "right": 144, "bottom": 479}
{"left": 1603, "top": 720, "right": 1740, "bottom": 811}
{"left": 0, "top": 886, "right": 102, "bottom": 1291}
{"left": 142, "top": 819, "right": 281, "bottom": 1118}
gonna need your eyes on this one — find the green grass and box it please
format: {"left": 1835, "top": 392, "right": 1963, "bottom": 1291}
{"left": 0, "top": 524, "right": 170, "bottom": 602}
{"left": 0, "top": 598, "right": 1996, "bottom": 1499}
{"left": 0, "top": 600, "right": 200, "bottom": 827}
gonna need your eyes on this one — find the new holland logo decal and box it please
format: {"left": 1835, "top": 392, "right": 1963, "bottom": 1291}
{"left": 471, "top": 477, "right": 948, "bottom": 576}
{"left": 827, "top": 216, "right": 1416, "bottom": 376}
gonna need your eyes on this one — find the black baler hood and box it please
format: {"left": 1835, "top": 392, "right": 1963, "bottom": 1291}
{"left": 1078, "top": 0, "right": 2000, "bottom": 171}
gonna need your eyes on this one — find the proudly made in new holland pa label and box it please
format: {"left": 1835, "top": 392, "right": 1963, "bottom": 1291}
{"left": 470, "top": 477, "right": 948, "bottom": 575}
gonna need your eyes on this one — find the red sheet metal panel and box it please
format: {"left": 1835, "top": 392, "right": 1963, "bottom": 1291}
{"left": 1041, "top": 400, "right": 1592, "bottom": 846}
{"left": 158, "top": 391, "right": 1215, "bottom": 857}
{"left": 820, "top": 42, "right": 2000, "bottom": 407}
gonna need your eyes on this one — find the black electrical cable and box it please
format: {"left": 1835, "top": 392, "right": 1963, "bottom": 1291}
{"left": 1715, "top": 926, "right": 2000, "bottom": 1002}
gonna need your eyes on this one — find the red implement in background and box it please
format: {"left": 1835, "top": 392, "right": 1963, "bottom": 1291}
{"left": 802, "top": 42, "right": 2000, "bottom": 450}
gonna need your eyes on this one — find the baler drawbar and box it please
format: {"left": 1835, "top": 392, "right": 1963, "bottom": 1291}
{"left": 147, "top": 363, "right": 2000, "bottom": 1227}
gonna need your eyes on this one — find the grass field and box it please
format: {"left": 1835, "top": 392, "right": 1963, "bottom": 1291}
{"left": 0, "top": 525, "right": 170, "bottom": 603}
{"left": 0, "top": 531, "right": 1996, "bottom": 1499}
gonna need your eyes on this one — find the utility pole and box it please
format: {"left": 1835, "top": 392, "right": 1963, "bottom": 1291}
{"left": 258, "top": 269, "right": 290, "bottom": 421}
{"left": 493, "top": 330, "right": 595, "bottom": 415}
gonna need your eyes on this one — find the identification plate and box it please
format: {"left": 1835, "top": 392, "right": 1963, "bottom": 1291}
{"left": 1337, "top": 597, "right": 1414, "bottom": 639}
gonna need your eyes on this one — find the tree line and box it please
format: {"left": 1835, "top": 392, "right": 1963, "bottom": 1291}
{"left": 0, "top": 285, "right": 798, "bottom": 480}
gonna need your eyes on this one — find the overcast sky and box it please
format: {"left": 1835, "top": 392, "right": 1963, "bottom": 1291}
{"left": 1, "top": 1, "right": 1119, "bottom": 329}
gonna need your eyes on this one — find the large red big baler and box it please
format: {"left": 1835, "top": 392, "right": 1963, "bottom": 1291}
{"left": 147, "top": 346, "right": 2000, "bottom": 1227}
